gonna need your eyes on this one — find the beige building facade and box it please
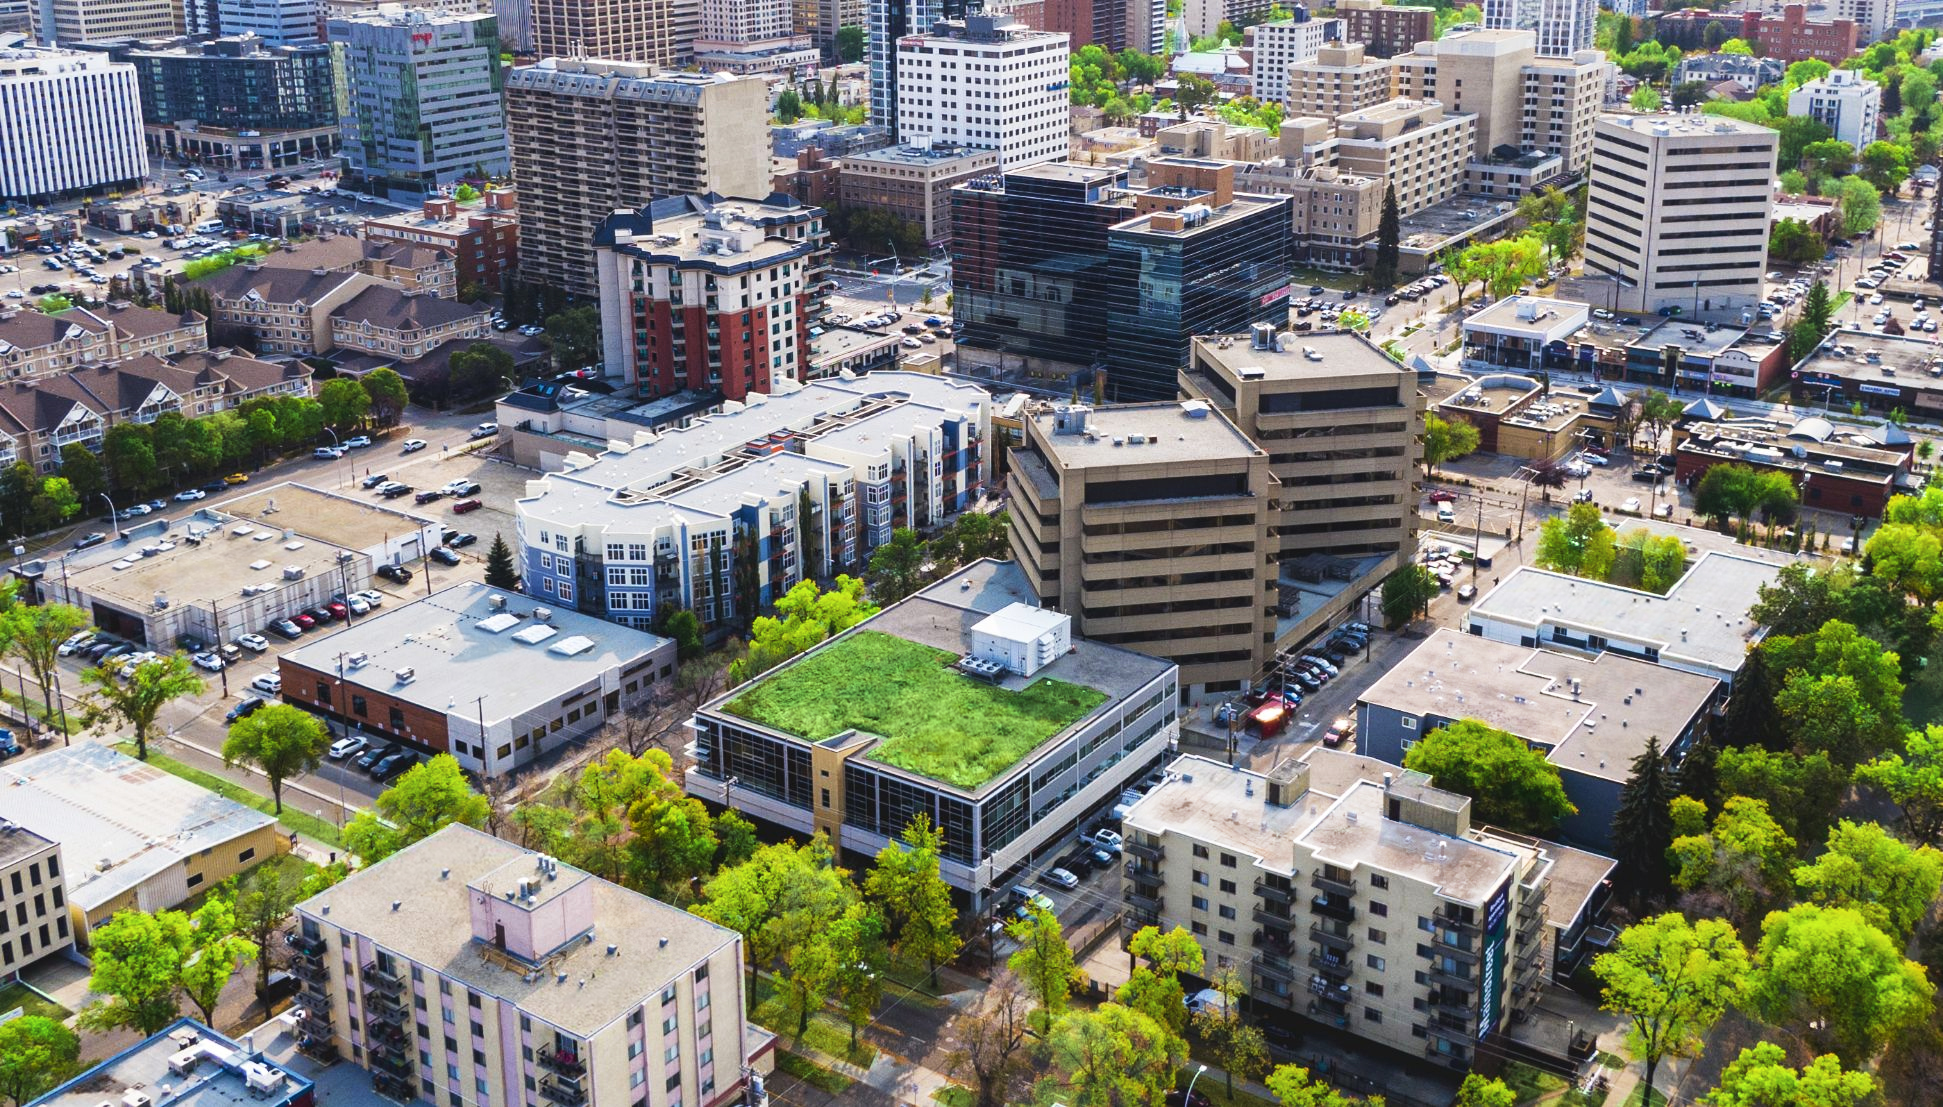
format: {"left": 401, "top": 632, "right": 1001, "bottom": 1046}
{"left": 506, "top": 62, "right": 767, "bottom": 300}
{"left": 837, "top": 143, "right": 999, "bottom": 247}
{"left": 1287, "top": 42, "right": 1393, "bottom": 120}
{"left": 0, "top": 823, "right": 73, "bottom": 975}
{"left": 1391, "top": 29, "right": 1607, "bottom": 174}
{"left": 529, "top": 0, "right": 697, "bottom": 67}
{"left": 1006, "top": 401, "right": 1277, "bottom": 697}
{"left": 1333, "top": 98, "right": 1473, "bottom": 216}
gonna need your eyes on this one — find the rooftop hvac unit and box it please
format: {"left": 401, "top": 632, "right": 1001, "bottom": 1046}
{"left": 394, "top": 667, "right": 416, "bottom": 684}
{"left": 532, "top": 606, "right": 553, "bottom": 622}
{"left": 283, "top": 565, "right": 304, "bottom": 580}
{"left": 489, "top": 593, "right": 507, "bottom": 609}
{"left": 1250, "top": 321, "right": 1276, "bottom": 350}
{"left": 346, "top": 652, "right": 368, "bottom": 669}
{"left": 242, "top": 1064, "right": 285, "bottom": 1096}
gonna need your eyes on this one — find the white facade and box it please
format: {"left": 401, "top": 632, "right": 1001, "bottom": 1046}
{"left": 1483, "top": 0, "right": 1592, "bottom": 56}
{"left": 0, "top": 42, "right": 147, "bottom": 203}
{"left": 700, "top": 0, "right": 787, "bottom": 42}
{"left": 208, "top": 0, "right": 319, "bottom": 41}
{"left": 1583, "top": 113, "right": 1775, "bottom": 316}
{"left": 969, "top": 602, "right": 1070, "bottom": 679}
{"left": 1789, "top": 70, "right": 1881, "bottom": 150}
{"left": 894, "top": 16, "right": 1069, "bottom": 170}
{"left": 1247, "top": 16, "right": 1342, "bottom": 106}
{"left": 1831, "top": 0, "right": 1895, "bottom": 41}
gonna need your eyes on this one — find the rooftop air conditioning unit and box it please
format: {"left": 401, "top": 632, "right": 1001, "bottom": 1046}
{"left": 394, "top": 667, "right": 416, "bottom": 684}
{"left": 282, "top": 565, "right": 304, "bottom": 580}
{"left": 346, "top": 652, "right": 368, "bottom": 669}
{"left": 532, "top": 606, "right": 553, "bottom": 622}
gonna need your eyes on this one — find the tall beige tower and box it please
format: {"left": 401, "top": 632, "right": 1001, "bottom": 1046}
{"left": 529, "top": 0, "right": 697, "bottom": 66}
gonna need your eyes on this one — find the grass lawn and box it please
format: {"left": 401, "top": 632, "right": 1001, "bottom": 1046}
{"left": 776, "top": 1052, "right": 852, "bottom": 1094}
{"left": 723, "top": 631, "right": 1107, "bottom": 790}
{"left": 114, "top": 742, "right": 345, "bottom": 849}
{"left": 1500, "top": 1060, "right": 1568, "bottom": 1103}
{"left": 0, "top": 980, "right": 72, "bottom": 1021}
{"left": 749, "top": 973, "right": 878, "bottom": 1068}
{"left": 932, "top": 1087, "right": 973, "bottom": 1107}
{"left": 0, "top": 688, "right": 79, "bottom": 735}
{"left": 1177, "top": 1071, "right": 1277, "bottom": 1107}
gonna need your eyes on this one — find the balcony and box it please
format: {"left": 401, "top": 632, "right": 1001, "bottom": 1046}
{"left": 291, "top": 957, "right": 328, "bottom": 983}
{"left": 1254, "top": 905, "right": 1295, "bottom": 929}
{"left": 1311, "top": 923, "right": 1355, "bottom": 952}
{"left": 1429, "top": 931, "right": 1480, "bottom": 962}
{"left": 1253, "top": 928, "right": 1293, "bottom": 956}
{"left": 373, "top": 1071, "right": 415, "bottom": 1101}
{"left": 1423, "top": 989, "right": 1475, "bottom": 1015}
{"left": 361, "top": 962, "right": 404, "bottom": 995}
{"left": 299, "top": 981, "right": 331, "bottom": 1011}
{"left": 1309, "top": 977, "right": 1351, "bottom": 1005}
{"left": 537, "top": 1047, "right": 587, "bottom": 1079}
{"left": 370, "top": 1050, "right": 412, "bottom": 1079}
{"left": 1309, "top": 951, "right": 1351, "bottom": 978}
{"left": 1428, "top": 966, "right": 1480, "bottom": 992}
{"left": 289, "top": 932, "right": 326, "bottom": 958}
{"left": 1433, "top": 906, "right": 1480, "bottom": 933}
{"left": 538, "top": 1077, "right": 588, "bottom": 1106}
{"left": 1254, "top": 879, "right": 1294, "bottom": 907}
{"left": 1253, "top": 954, "right": 1298, "bottom": 984}
{"left": 1125, "top": 838, "right": 1163, "bottom": 863}
{"left": 297, "top": 1036, "right": 338, "bottom": 1063}
{"left": 1125, "top": 888, "right": 1161, "bottom": 914}
{"left": 366, "top": 996, "right": 406, "bottom": 1026}
{"left": 1310, "top": 871, "right": 1357, "bottom": 898}
{"left": 1310, "top": 895, "right": 1356, "bottom": 922}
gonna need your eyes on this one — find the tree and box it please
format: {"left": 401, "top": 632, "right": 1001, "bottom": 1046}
{"left": 219, "top": 861, "right": 304, "bottom": 1009}
{"left": 1403, "top": 719, "right": 1576, "bottom": 833}
{"left": 694, "top": 835, "right": 854, "bottom": 991}
{"left": 1793, "top": 819, "right": 1943, "bottom": 941}
{"left": 1630, "top": 85, "right": 1663, "bottom": 111}
{"left": 1265, "top": 1064, "right": 1376, "bottom": 1106}
{"left": 1670, "top": 796, "right": 1798, "bottom": 927}
{"left": 1046, "top": 1004, "right": 1185, "bottom": 1107}
{"left": 1861, "top": 139, "right": 1912, "bottom": 193}
{"left": 58, "top": 443, "right": 106, "bottom": 509}
{"left": 1716, "top": 746, "right": 1846, "bottom": 845}
{"left": 81, "top": 909, "right": 193, "bottom": 1036}
{"left": 657, "top": 607, "right": 704, "bottom": 662}
{"left": 1616, "top": 528, "right": 1688, "bottom": 593}
{"left": 1835, "top": 175, "right": 1881, "bottom": 235}
{"left": 726, "top": 575, "right": 877, "bottom": 685}
{"left": 102, "top": 423, "right": 156, "bottom": 496}
{"left": 836, "top": 24, "right": 864, "bottom": 62}
{"left": 1372, "top": 184, "right": 1400, "bottom": 288}
{"left": 1749, "top": 903, "right": 1934, "bottom": 1058}
{"left": 1786, "top": 58, "right": 1833, "bottom": 87}
{"left": 1702, "top": 1042, "right": 1875, "bottom": 1107}
{"left": 544, "top": 305, "right": 601, "bottom": 370}
{"left": 0, "top": 600, "right": 86, "bottom": 740}
{"left": 1535, "top": 501, "right": 1617, "bottom": 579}
{"left": 221, "top": 703, "right": 329, "bottom": 814}
{"left": 863, "top": 816, "right": 961, "bottom": 988}
{"left": 178, "top": 897, "right": 258, "bottom": 1024}
{"left": 1611, "top": 737, "right": 1676, "bottom": 906}
{"left": 362, "top": 367, "right": 410, "bottom": 427}
{"left": 343, "top": 754, "right": 490, "bottom": 862}
{"left": 1379, "top": 564, "right": 1438, "bottom": 628}
{"left": 1859, "top": 725, "right": 1943, "bottom": 843}
{"left": 947, "top": 981, "right": 1031, "bottom": 1107}
{"left": 1453, "top": 1074, "right": 1517, "bottom": 1107}
{"left": 622, "top": 764, "right": 719, "bottom": 901}
{"left": 1196, "top": 965, "right": 1268, "bottom": 1098}
{"left": 1760, "top": 618, "right": 1905, "bottom": 755}
{"left": 1769, "top": 218, "right": 1825, "bottom": 266}
{"left": 773, "top": 88, "right": 804, "bottom": 123}
{"left": 0, "top": 1016, "right": 80, "bottom": 1107}
{"left": 1593, "top": 913, "right": 1750, "bottom": 1107}
{"left": 1175, "top": 73, "right": 1218, "bottom": 117}
{"left": 448, "top": 341, "right": 515, "bottom": 400}
{"left": 1421, "top": 413, "right": 1480, "bottom": 474}
{"left": 865, "top": 527, "right": 927, "bottom": 605}
{"left": 1866, "top": 522, "right": 1943, "bottom": 600}
{"left": 318, "top": 377, "right": 370, "bottom": 433}
{"left": 1118, "top": 925, "right": 1203, "bottom": 1036}
{"left": 80, "top": 652, "right": 204, "bottom": 760}
{"left": 1007, "top": 908, "right": 1085, "bottom": 1020}
{"left": 484, "top": 533, "right": 519, "bottom": 588}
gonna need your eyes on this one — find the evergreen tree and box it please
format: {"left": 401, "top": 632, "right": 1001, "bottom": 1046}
{"left": 1612, "top": 736, "right": 1676, "bottom": 908}
{"left": 484, "top": 534, "right": 519, "bottom": 589}
{"left": 1676, "top": 729, "right": 1719, "bottom": 811}
{"left": 1373, "top": 184, "right": 1401, "bottom": 288}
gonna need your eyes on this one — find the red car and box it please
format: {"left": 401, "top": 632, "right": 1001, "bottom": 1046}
{"left": 327, "top": 601, "right": 349, "bottom": 620}
{"left": 1426, "top": 489, "right": 1458, "bottom": 504}
{"left": 292, "top": 612, "right": 316, "bottom": 629}
{"left": 451, "top": 498, "right": 483, "bottom": 514}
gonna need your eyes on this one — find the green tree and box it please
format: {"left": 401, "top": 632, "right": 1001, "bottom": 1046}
{"left": 1195, "top": 965, "right": 1268, "bottom": 1097}
{"left": 823, "top": 902, "right": 887, "bottom": 1050}
{"left": 1616, "top": 528, "right": 1688, "bottom": 593}
{"left": 774, "top": 88, "right": 804, "bottom": 123}
{"left": 1761, "top": 618, "right": 1904, "bottom": 755}
{"left": 1749, "top": 903, "right": 1934, "bottom": 1058}
{"left": 0, "top": 599, "right": 86, "bottom": 739}
{"left": 544, "top": 305, "right": 601, "bottom": 370}
{"left": 1593, "top": 913, "right": 1750, "bottom": 1107}
{"left": 1702, "top": 1042, "right": 1875, "bottom": 1107}
{"left": 81, "top": 909, "right": 193, "bottom": 1035}
{"left": 1835, "top": 174, "right": 1882, "bottom": 234}
{"left": 1769, "top": 218, "right": 1825, "bottom": 266}
{"left": 1786, "top": 59, "right": 1834, "bottom": 87}
{"left": 1265, "top": 1064, "right": 1377, "bottom": 1106}
{"left": 1866, "top": 521, "right": 1943, "bottom": 600}
{"left": 178, "top": 897, "right": 258, "bottom": 1023}
{"left": 58, "top": 443, "right": 106, "bottom": 509}
{"left": 1535, "top": 501, "right": 1617, "bottom": 579}
{"left": 1174, "top": 72, "right": 1218, "bottom": 117}
{"left": 221, "top": 702, "right": 329, "bottom": 814}
{"left": 1776, "top": 114, "right": 1834, "bottom": 169}
{"left": 361, "top": 367, "right": 410, "bottom": 427}
{"left": 727, "top": 575, "right": 876, "bottom": 685}
{"left": 655, "top": 606, "right": 704, "bottom": 662}
{"left": 1793, "top": 819, "right": 1943, "bottom": 941}
{"left": 1453, "top": 1074, "right": 1517, "bottom": 1107}
{"left": 623, "top": 764, "right": 720, "bottom": 901}
{"left": 1716, "top": 746, "right": 1846, "bottom": 845}
{"left": 1402, "top": 719, "right": 1576, "bottom": 833}
{"left": 1860, "top": 139, "right": 1912, "bottom": 193}
{"left": 343, "top": 753, "right": 490, "bottom": 862}
{"left": 448, "top": 342, "right": 516, "bottom": 400}
{"left": 80, "top": 652, "right": 204, "bottom": 760}
{"left": 0, "top": 1016, "right": 80, "bottom": 1107}
{"left": 865, "top": 527, "right": 928, "bottom": 605}
{"left": 863, "top": 815, "right": 961, "bottom": 988}
{"left": 1421, "top": 413, "right": 1480, "bottom": 474}
{"left": 218, "top": 860, "right": 304, "bottom": 1008}
{"left": 1372, "top": 184, "right": 1400, "bottom": 287}
{"left": 318, "top": 377, "right": 370, "bottom": 433}
{"left": 484, "top": 533, "right": 520, "bottom": 588}
{"left": 1630, "top": 85, "right": 1663, "bottom": 111}
{"left": 836, "top": 24, "right": 864, "bottom": 62}
{"left": 1379, "top": 564, "right": 1438, "bottom": 627}
{"left": 1007, "top": 908, "right": 1085, "bottom": 1020}
{"left": 1669, "top": 796, "right": 1797, "bottom": 927}
{"left": 102, "top": 423, "right": 156, "bottom": 496}
{"left": 1046, "top": 1004, "right": 1185, "bottom": 1107}
{"left": 1117, "top": 925, "right": 1204, "bottom": 1036}
{"left": 694, "top": 834, "right": 853, "bottom": 992}
{"left": 1611, "top": 736, "right": 1676, "bottom": 907}
{"left": 1859, "top": 724, "right": 1943, "bottom": 843}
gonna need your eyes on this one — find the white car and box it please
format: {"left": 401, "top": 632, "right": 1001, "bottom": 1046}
{"left": 251, "top": 673, "right": 282, "bottom": 695}
{"left": 1871, "top": 293, "right": 1886, "bottom": 305}
{"left": 3, "top": 291, "right": 20, "bottom": 300}
{"left": 174, "top": 488, "right": 206, "bottom": 501}
{"left": 1622, "top": 496, "right": 1642, "bottom": 513}
{"left": 353, "top": 589, "right": 385, "bottom": 608}
{"left": 1580, "top": 452, "right": 1609, "bottom": 467}
{"left": 192, "top": 651, "right": 225, "bottom": 672}
{"left": 237, "top": 633, "right": 270, "bottom": 652}
{"left": 469, "top": 422, "right": 498, "bottom": 439}
{"left": 347, "top": 596, "right": 371, "bottom": 615}
{"left": 1565, "top": 461, "right": 1591, "bottom": 478}
{"left": 313, "top": 446, "right": 345, "bottom": 459}
{"left": 122, "top": 503, "right": 152, "bottom": 516}
{"left": 57, "top": 631, "right": 95, "bottom": 656}
{"left": 328, "top": 734, "right": 367, "bottom": 760}
{"left": 344, "top": 435, "right": 372, "bottom": 448}
{"left": 400, "top": 438, "right": 428, "bottom": 452}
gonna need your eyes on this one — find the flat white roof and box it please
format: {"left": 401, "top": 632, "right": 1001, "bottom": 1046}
{"left": 972, "top": 601, "right": 1066, "bottom": 640}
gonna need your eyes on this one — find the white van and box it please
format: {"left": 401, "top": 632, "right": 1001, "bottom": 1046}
{"left": 194, "top": 219, "right": 225, "bottom": 235}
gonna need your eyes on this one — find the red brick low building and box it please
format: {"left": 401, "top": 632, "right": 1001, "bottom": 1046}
{"left": 1655, "top": 4, "right": 1857, "bottom": 65}
{"left": 362, "top": 188, "right": 520, "bottom": 296}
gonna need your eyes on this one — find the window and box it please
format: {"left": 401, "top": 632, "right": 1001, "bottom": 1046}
{"left": 1191, "top": 896, "right": 1208, "bottom": 911}
{"left": 1192, "top": 870, "right": 1208, "bottom": 885}
{"left": 1365, "top": 955, "right": 1385, "bottom": 971}
{"left": 1370, "top": 902, "right": 1388, "bottom": 917}
{"left": 1363, "top": 1008, "right": 1382, "bottom": 1023}
{"left": 1217, "top": 905, "right": 1236, "bottom": 920}
{"left": 1191, "top": 920, "right": 1207, "bottom": 935}
{"left": 238, "top": 847, "right": 256, "bottom": 863}
{"left": 1365, "top": 982, "right": 1385, "bottom": 997}
{"left": 1220, "top": 853, "right": 1237, "bottom": 868}
{"left": 1370, "top": 874, "right": 1389, "bottom": 890}
{"left": 1368, "top": 928, "right": 1386, "bottom": 944}
{"left": 662, "top": 984, "right": 677, "bottom": 1005}
{"left": 1219, "top": 879, "right": 1236, "bottom": 894}
{"left": 1401, "top": 717, "right": 1417, "bottom": 730}
{"left": 1192, "top": 844, "right": 1209, "bottom": 859}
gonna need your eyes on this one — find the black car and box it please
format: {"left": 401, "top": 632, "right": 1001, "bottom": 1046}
{"left": 1631, "top": 468, "right": 1662, "bottom": 484}
{"left": 355, "top": 744, "right": 394, "bottom": 771}
{"left": 376, "top": 564, "right": 413, "bottom": 583}
{"left": 447, "top": 481, "right": 481, "bottom": 496}
{"left": 1061, "top": 851, "right": 1097, "bottom": 874}
{"left": 201, "top": 479, "right": 228, "bottom": 492}
{"left": 361, "top": 473, "right": 389, "bottom": 489}
{"left": 414, "top": 490, "right": 444, "bottom": 504}
{"left": 267, "top": 619, "right": 303, "bottom": 640}
{"left": 83, "top": 639, "right": 124, "bottom": 660}
{"left": 448, "top": 532, "right": 478, "bottom": 548}
{"left": 72, "top": 531, "right": 107, "bottom": 550}
{"left": 225, "top": 696, "right": 266, "bottom": 723}
{"left": 429, "top": 546, "right": 461, "bottom": 566}
{"left": 370, "top": 750, "right": 415, "bottom": 779}
{"left": 441, "top": 527, "right": 460, "bottom": 544}
{"left": 381, "top": 484, "right": 413, "bottom": 499}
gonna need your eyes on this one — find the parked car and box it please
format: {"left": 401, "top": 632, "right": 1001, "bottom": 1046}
{"left": 327, "top": 601, "right": 348, "bottom": 620}
{"left": 1426, "top": 489, "right": 1457, "bottom": 503}
{"left": 351, "top": 589, "right": 385, "bottom": 608}
{"left": 344, "top": 435, "right": 372, "bottom": 449}
{"left": 469, "top": 422, "right": 498, "bottom": 439}
{"left": 191, "top": 651, "right": 225, "bottom": 672}
{"left": 72, "top": 531, "right": 107, "bottom": 549}
{"left": 1632, "top": 468, "right": 1661, "bottom": 484}
{"left": 267, "top": 619, "right": 302, "bottom": 639}
{"left": 372, "top": 750, "right": 417, "bottom": 780}
{"left": 224, "top": 473, "right": 250, "bottom": 485}
{"left": 218, "top": 642, "right": 243, "bottom": 662}
{"left": 251, "top": 673, "right": 282, "bottom": 695}
{"left": 1090, "top": 828, "right": 1123, "bottom": 853}
{"left": 174, "top": 488, "right": 207, "bottom": 502}
{"left": 361, "top": 472, "right": 389, "bottom": 489}
{"left": 292, "top": 612, "right": 316, "bottom": 629}
{"left": 313, "top": 446, "right": 345, "bottom": 460}
{"left": 429, "top": 546, "right": 461, "bottom": 566}
{"left": 225, "top": 697, "right": 266, "bottom": 723}
{"left": 328, "top": 735, "right": 368, "bottom": 760}
{"left": 451, "top": 498, "right": 482, "bottom": 514}
{"left": 58, "top": 631, "right": 96, "bottom": 656}
{"left": 376, "top": 564, "right": 412, "bottom": 583}
{"left": 237, "top": 633, "right": 270, "bottom": 652}
{"left": 447, "top": 532, "right": 478, "bottom": 548}
{"left": 354, "top": 744, "right": 394, "bottom": 771}
{"left": 442, "top": 480, "right": 481, "bottom": 496}
{"left": 380, "top": 484, "right": 413, "bottom": 499}
{"left": 414, "top": 489, "right": 445, "bottom": 504}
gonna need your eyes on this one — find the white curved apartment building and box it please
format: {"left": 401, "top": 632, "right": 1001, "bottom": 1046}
{"left": 0, "top": 40, "right": 147, "bottom": 204}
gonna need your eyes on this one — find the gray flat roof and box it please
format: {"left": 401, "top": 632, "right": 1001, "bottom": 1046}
{"left": 1798, "top": 327, "right": 1943, "bottom": 384}
{"left": 34, "top": 1019, "right": 313, "bottom": 1107}
{"left": 1359, "top": 628, "right": 1719, "bottom": 783}
{"left": 1468, "top": 550, "right": 1780, "bottom": 676}
{"left": 1028, "top": 401, "right": 1263, "bottom": 467}
{"left": 1631, "top": 318, "right": 1745, "bottom": 358}
{"left": 295, "top": 826, "right": 738, "bottom": 1038}
{"left": 1195, "top": 329, "right": 1415, "bottom": 385}
{"left": 0, "top": 821, "right": 56, "bottom": 869}
{"left": 279, "top": 582, "right": 670, "bottom": 726}
{"left": 1, "top": 745, "right": 276, "bottom": 913}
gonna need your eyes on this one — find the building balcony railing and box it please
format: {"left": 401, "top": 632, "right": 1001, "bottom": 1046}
{"left": 1125, "top": 888, "right": 1162, "bottom": 914}
{"left": 1310, "top": 871, "right": 1357, "bottom": 897}
{"left": 366, "top": 996, "right": 407, "bottom": 1026}
{"left": 299, "top": 980, "right": 331, "bottom": 1010}
{"left": 1309, "top": 977, "right": 1352, "bottom": 1005}
{"left": 1428, "top": 966, "right": 1480, "bottom": 992}
{"left": 538, "top": 1077, "right": 588, "bottom": 1106}
{"left": 1429, "top": 931, "right": 1480, "bottom": 962}
{"left": 1433, "top": 906, "right": 1480, "bottom": 933}
{"left": 361, "top": 962, "right": 404, "bottom": 995}
{"left": 537, "top": 1047, "right": 586, "bottom": 1079}
{"left": 1252, "top": 954, "right": 1297, "bottom": 984}
{"left": 1310, "top": 895, "right": 1356, "bottom": 922}
{"left": 1311, "top": 924, "right": 1355, "bottom": 952}
{"left": 1309, "top": 951, "right": 1351, "bottom": 978}
{"left": 1253, "top": 905, "right": 1295, "bottom": 929}
{"left": 370, "top": 1050, "right": 412, "bottom": 1079}
{"left": 291, "top": 957, "right": 328, "bottom": 983}
{"left": 373, "top": 1072, "right": 416, "bottom": 1101}
{"left": 297, "top": 1037, "right": 337, "bottom": 1063}
{"left": 1253, "top": 928, "right": 1293, "bottom": 956}
{"left": 1423, "top": 989, "right": 1476, "bottom": 1015}
{"left": 289, "top": 932, "right": 327, "bottom": 957}
{"left": 1126, "top": 839, "right": 1163, "bottom": 863}
{"left": 1254, "top": 879, "right": 1294, "bottom": 907}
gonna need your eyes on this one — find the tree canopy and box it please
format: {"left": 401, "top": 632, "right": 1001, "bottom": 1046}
{"left": 1401, "top": 719, "right": 1576, "bottom": 833}
{"left": 1593, "top": 913, "right": 1749, "bottom": 1107}
{"left": 1749, "top": 903, "right": 1934, "bottom": 1059}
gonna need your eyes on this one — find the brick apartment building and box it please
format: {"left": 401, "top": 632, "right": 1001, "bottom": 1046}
{"left": 362, "top": 188, "right": 519, "bottom": 296}
{"left": 1655, "top": 3, "right": 1857, "bottom": 64}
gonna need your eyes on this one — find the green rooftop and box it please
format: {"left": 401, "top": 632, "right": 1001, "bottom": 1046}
{"left": 722, "top": 630, "right": 1109, "bottom": 791}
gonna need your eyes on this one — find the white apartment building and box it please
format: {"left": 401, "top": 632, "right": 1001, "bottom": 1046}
{"left": 1831, "top": 0, "right": 1894, "bottom": 42}
{"left": 1287, "top": 41, "right": 1393, "bottom": 119}
{"left": 290, "top": 826, "right": 770, "bottom": 1107}
{"left": 1122, "top": 753, "right": 1575, "bottom": 1070}
{"left": 1583, "top": 113, "right": 1776, "bottom": 316}
{"left": 699, "top": 0, "right": 787, "bottom": 43}
{"left": 1520, "top": 49, "right": 1605, "bottom": 175}
{"left": 1788, "top": 70, "right": 1881, "bottom": 150}
{"left": 1482, "top": 0, "right": 1592, "bottom": 56}
{"left": 894, "top": 14, "right": 1069, "bottom": 170}
{"left": 0, "top": 40, "right": 147, "bottom": 204}
{"left": 1246, "top": 15, "right": 1344, "bottom": 106}
{"left": 193, "top": 0, "right": 320, "bottom": 41}
{"left": 1333, "top": 99, "right": 1474, "bottom": 216}
{"left": 329, "top": 8, "right": 509, "bottom": 199}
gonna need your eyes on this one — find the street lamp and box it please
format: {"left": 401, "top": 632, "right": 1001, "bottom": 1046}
{"left": 100, "top": 493, "right": 121, "bottom": 540}
{"left": 1185, "top": 1064, "right": 1209, "bottom": 1104}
